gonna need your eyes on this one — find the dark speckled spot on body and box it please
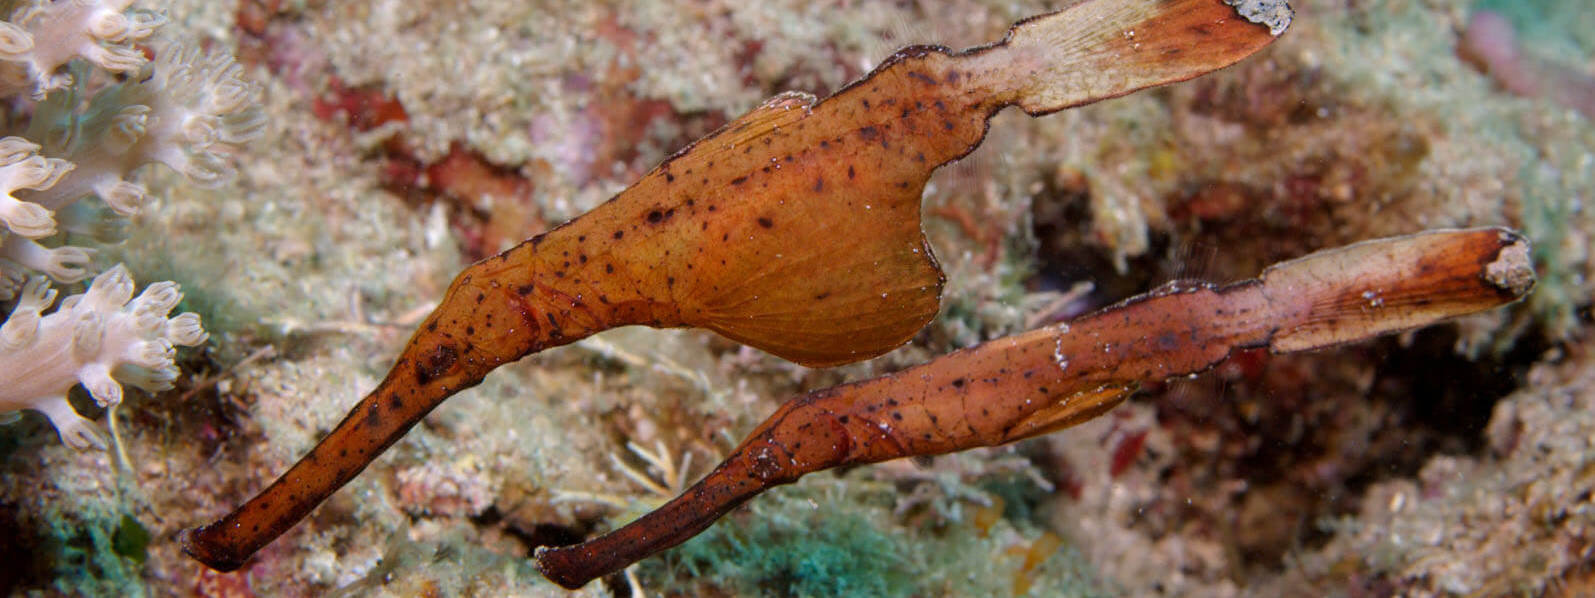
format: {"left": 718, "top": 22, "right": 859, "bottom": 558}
{"left": 415, "top": 343, "right": 459, "bottom": 386}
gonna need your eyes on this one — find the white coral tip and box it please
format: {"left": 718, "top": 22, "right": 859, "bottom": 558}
{"left": 80, "top": 365, "right": 124, "bottom": 408}
{"left": 116, "top": 364, "right": 178, "bottom": 392}
{"left": 38, "top": 245, "right": 95, "bottom": 283}
{"left": 0, "top": 197, "right": 57, "bottom": 238}
{"left": 0, "top": 22, "right": 33, "bottom": 57}
{"left": 89, "top": 11, "right": 133, "bottom": 42}
{"left": 130, "top": 309, "right": 165, "bottom": 336}
{"left": 109, "top": 105, "right": 151, "bottom": 146}
{"left": 33, "top": 72, "right": 74, "bottom": 98}
{"left": 36, "top": 397, "right": 106, "bottom": 451}
{"left": 35, "top": 157, "right": 73, "bottom": 189}
{"left": 126, "top": 339, "right": 175, "bottom": 370}
{"left": 166, "top": 312, "right": 207, "bottom": 346}
{"left": 16, "top": 275, "right": 56, "bottom": 310}
{"left": 122, "top": 11, "right": 166, "bottom": 41}
{"left": 9, "top": 155, "right": 74, "bottom": 191}
{"left": 134, "top": 280, "right": 182, "bottom": 313}
{"left": 96, "top": 180, "right": 147, "bottom": 217}
{"left": 0, "top": 267, "right": 26, "bottom": 301}
{"left": 208, "top": 81, "right": 252, "bottom": 115}
{"left": 181, "top": 114, "right": 219, "bottom": 147}
{"left": 0, "top": 277, "right": 51, "bottom": 349}
{"left": 0, "top": 137, "right": 41, "bottom": 165}
{"left": 85, "top": 264, "right": 135, "bottom": 309}
{"left": 58, "top": 418, "right": 108, "bottom": 450}
{"left": 220, "top": 111, "right": 267, "bottom": 144}
{"left": 183, "top": 152, "right": 234, "bottom": 187}
{"left": 9, "top": 3, "right": 44, "bottom": 27}
{"left": 84, "top": 44, "right": 147, "bottom": 74}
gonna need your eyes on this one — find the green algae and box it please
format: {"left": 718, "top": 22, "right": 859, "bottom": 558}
{"left": 647, "top": 476, "right": 1111, "bottom": 597}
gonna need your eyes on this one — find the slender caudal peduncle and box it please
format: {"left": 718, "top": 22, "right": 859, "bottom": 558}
{"left": 534, "top": 227, "right": 1535, "bottom": 588}
{"left": 184, "top": 0, "right": 1291, "bottom": 572}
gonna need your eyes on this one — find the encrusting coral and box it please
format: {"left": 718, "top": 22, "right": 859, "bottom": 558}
{"left": 0, "top": 264, "right": 207, "bottom": 448}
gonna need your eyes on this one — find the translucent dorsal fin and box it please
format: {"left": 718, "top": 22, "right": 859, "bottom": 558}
{"left": 675, "top": 91, "right": 817, "bottom": 164}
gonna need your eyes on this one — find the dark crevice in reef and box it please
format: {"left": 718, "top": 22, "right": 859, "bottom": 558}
{"left": 1356, "top": 325, "right": 1549, "bottom": 472}
{"left": 160, "top": 350, "right": 260, "bottom": 460}
{"left": 473, "top": 505, "right": 585, "bottom": 557}
{"left": 1026, "top": 176, "right": 1549, "bottom": 576}
{"left": 1180, "top": 323, "right": 1548, "bottom": 571}
{"left": 0, "top": 502, "right": 29, "bottom": 594}
{"left": 1028, "top": 172, "right": 1172, "bottom": 311}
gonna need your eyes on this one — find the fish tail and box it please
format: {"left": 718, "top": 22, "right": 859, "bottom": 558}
{"left": 966, "top": 0, "right": 1289, "bottom": 115}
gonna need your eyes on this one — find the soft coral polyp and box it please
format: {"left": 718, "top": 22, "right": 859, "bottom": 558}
{"left": 0, "top": 264, "right": 207, "bottom": 449}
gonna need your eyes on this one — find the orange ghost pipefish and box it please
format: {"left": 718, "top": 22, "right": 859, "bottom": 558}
{"left": 534, "top": 227, "right": 1536, "bottom": 588}
{"left": 182, "top": 0, "right": 1290, "bottom": 572}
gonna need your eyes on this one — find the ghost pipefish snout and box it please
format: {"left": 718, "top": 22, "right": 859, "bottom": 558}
{"left": 182, "top": 0, "right": 1291, "bottom": 573}
{"left": 533, "top": 227, "right": 1535, "bottom": 588}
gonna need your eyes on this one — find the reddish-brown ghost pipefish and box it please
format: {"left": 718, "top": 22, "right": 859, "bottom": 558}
{"left": 183, "top": 0, "right": 1293, "bottom": 574}
{"left": 535, "top": 227, "right": 1535, "bottom": 588}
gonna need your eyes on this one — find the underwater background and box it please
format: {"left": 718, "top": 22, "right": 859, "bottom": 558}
{"left": 1, "top": 0, "right": 1592, "bottom": 596}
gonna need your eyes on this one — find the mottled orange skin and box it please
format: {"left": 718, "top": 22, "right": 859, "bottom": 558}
{"left": 184, "top": 0, "right": 1286, "bottom": 574}
{"left": 534, "top": 228, "right": 1535, "bottom": 588}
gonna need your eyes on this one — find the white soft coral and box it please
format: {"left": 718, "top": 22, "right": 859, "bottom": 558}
{"left": 0, "top": 263, "right": 206, "bottom": 449}
{"left": 0, "top": 136, "right": 72, "bottom": 239}
{"left": 24, "top": 42, "right": 267, "bottom": 213}
{"left": 0, "top": 0, "right": 163, "bottom": 97}
{"left": 0, "top": 41, "right": 264, "bottom": 295}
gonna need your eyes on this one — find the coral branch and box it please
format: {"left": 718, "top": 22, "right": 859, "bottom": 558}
{"left": 0, "top": 0, "right": 164, "bottom": 97}
{"left": 22, "top": 42, "right": 267, "bottom": 212}
{"left": 0, "top": 136, "right": 72, "bottom": 238}
{"left": 0, "top": 37, "right": 265, "bottom": 293}
{"left": 0, "top": 264, "right": 208, "bottom": 449}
